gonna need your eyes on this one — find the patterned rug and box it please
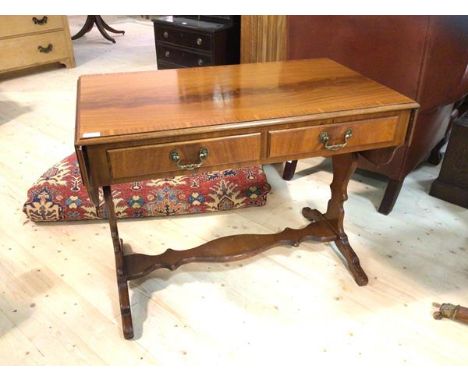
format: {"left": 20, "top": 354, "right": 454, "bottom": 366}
{"left": 23, "top": 153, "right": 271, "bottom": 222}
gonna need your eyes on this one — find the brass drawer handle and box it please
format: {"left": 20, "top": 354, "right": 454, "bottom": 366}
{"left": 320, "top": 128, "right": 353, "bottom": 151}
{"left": 170, "top": 147, "right": 209, "bottom": 170}
{"left": 37, "top": 43, "right": 53, "bottom": 53}
{"left": 32, "top": 16, "right": 48, "bottom": 25}
{"left": 163, "top": 31, "right": 169, "bottom": 38}
{"left": 196, "top": 37, "right": 203, "bottom": 45}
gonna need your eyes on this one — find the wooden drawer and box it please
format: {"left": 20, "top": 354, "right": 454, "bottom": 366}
{"left": 156, "top": 44, "right": 211, "bottom": 67}
{"left": 0, "top": 30, "right": 69, "bottom": 71}
{"left": 107, "top": 133, "right": 261, "bottom": 180}
{"left": 155, "top": 26, "right": 212, "bottom": 51}
{"left": 268, "top": 116, "right": 401, "bottom": 158}
{"left": 0, "top": 16, "right": 64, "bottom": 38}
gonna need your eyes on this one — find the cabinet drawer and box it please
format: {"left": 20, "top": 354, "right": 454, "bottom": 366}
{"left": 0, "top": 31, "right": 69, "bottom": 71}
{"left": 155, "top": 26, "right": 212, "bottom": 51}
{"left": 107, "top": 133, "right": 262, "bottom": 180}
{"left": 156, "top": 44, "right": 211, "bottom": 67}
{"left": 0, "top": 16, "right": 64, "bottom": 38}
{"left": 268, "top": 116, "right": 400, "bottom": 158}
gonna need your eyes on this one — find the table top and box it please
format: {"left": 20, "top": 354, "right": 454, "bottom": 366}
{"left": 75, "top": 58, "right": 418, "bottom": 145}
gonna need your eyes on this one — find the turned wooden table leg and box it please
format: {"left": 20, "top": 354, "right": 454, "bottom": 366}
{"left": 324, "top": 152, "right": 368, "bottom": 286}
{"left": 72, "top": 16, "right": 125, "bottom": 43}
{"left": 71, "top": 15, "right": 95, "bottom": 40}
{"left": 103, "top": 186, "right": 134, "bottom": 339}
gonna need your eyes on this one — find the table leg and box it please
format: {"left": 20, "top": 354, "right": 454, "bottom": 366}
{"left": 103, "top": 186, "right": 134, "bottom": 339}
{"left": 303, "top": 152, "right": 368, "bottom": 285}
{"left": 102, "top": 153, "right": 368, "bottom": 338}
{"left": 71, "top": 15, "right": 95, "bottom": 40}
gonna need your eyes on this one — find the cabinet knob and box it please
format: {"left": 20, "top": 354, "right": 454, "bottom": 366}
{"left": 165, "top": 50, "right": 170, "bottom": 58}
{"left": 163, "top": 31, "right": 168, "bottom": 38}
{"left": 198, "top": 58, "right": 204, "bottom": 66}
{"left": 196, "top": 37, "right": 203, "bottom": 46}
{"left": 37, "top": 43, "right": 53, "bottom": 53}
{"left": 32, "top": 16, "right": 48, "bottom": 25}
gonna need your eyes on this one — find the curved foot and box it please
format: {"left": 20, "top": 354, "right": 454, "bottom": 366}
{"left": 335, "top": 238, "right": 368, "bottom": 286}
{"left": 302, "top": 206, "right": 321, "bottom": 222}
{"left": 101, "top": 21, "right": 125, "bottom": 35}
{"left": 95, "top": 18, "right": 117, "bottom": 43}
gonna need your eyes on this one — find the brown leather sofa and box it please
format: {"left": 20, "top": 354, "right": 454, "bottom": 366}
{"left": 283, "top": 16, "right": 468, "bottom": 214}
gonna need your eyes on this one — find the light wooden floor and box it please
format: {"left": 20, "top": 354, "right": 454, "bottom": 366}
{"left": 1, "top": 16, "right": 467, "bottom": 366}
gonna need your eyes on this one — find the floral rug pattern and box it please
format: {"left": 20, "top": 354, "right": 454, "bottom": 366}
{"left": 23, "top": 153, "right": 271, "bottom": 222}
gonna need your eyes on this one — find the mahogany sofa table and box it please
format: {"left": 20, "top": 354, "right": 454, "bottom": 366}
{"left": 74, "top": 59, "right": 419, "bottom": 339}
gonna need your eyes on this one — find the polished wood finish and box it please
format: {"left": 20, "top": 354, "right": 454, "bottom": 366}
{"left": 103, "top": 186, "right": 133, "bottom": 339}
{"left": 240, "top": 16, "right": 287, "bottom": 63}
{"left": 282, "top": 16, "right": 468, "bottom": 214}
{"left": 124, "top": 155, "right": 367, "bottom": 287}
{"left": 75, "top": 59, "right": 417, "bottom": 339}
{"left": 0, "top": 16, "right": 75, "bottom": 74}
{"left": 268, "top": 116, "right": 400, "bottom": 158}
{"left": 107, "top": 133, "right": 261, "bottom": 181}
{"left": 76, "top": 59, "right": 415, "bottom": 144}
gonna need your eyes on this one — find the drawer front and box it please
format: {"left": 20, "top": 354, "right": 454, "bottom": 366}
{"left": 156, "top": 44, "right": 211, "bottom": 67}
{"left": 0, "top": 31, "right": 69, "bottom": 71}
{"left": 107, "top": 133, "right": 261, "bottom": 180}
{"left": 268, "top": 116, "right": 400, "bottom": 158}
{"left": 0, "top": 16, "right": 64, "bottom": 38}
{"left": 155, "top": 26, "right": 212, "bottom": 51}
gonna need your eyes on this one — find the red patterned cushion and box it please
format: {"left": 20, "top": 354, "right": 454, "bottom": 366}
{"left": 23, "top": 153, "right": 271, "bottom": 222}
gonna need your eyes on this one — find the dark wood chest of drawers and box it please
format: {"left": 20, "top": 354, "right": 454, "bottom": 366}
{"left": 152, "top": 16, "right": 240, "bottom": 69}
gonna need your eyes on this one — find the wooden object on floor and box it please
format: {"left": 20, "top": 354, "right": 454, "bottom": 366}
{"left": 429, "top": 111, "right": 468, "bottom": 208}
{"left": 276, "top": 16, "right": 468, "bottom": 214}
{"left": 72, "top": 16, "right": 125, "bottom": 44}
{"left": 433, "top": 303, "right": 468, "bottom": 324}
{"left": 74, "top": 58, "right": 418, "bottom": 339}
{"left": 152, "top": 16, "right": 240, "bottom": 69}
{"left": 0, "top": 15, "right": 75, "bottom": 74}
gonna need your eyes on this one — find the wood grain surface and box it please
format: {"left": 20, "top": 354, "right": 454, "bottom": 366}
{"left": 107, "top": 133, "right": 261, "bottom": 180}
{"left": 0, "top": 15, "right": 64, "bottom": 38}
{"left": 76, "top": 58, "right": 418, "bottom": 145}
{"left": 240, "top": 16, "right": 287, "bottom": 63}
{"left": 3, "top": 17, "right": 468, "bottom": 363}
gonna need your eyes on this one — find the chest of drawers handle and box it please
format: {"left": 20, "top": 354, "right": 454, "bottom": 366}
{"left": 37, "top": 43, "right": 53, "bottom": 53}
{"left": 164, "top": 50, "right": 170, "bottom": 57}
{"left": 320, "top": 128, "right": 353, "bottom": 151}
{"left": 32, "top": 16, "right": 48, "bottom": 25}
{"left": 196, "top": 37, "right": 203, "bottom": 45}
{"left": 198, "top": 58, "right": 204, "bottom": 66}
{"left": 163, "top": 31, "right": 168, "bottom": 38}
{"left": 170, "top": 147, "right": 209, "bottom": 170}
